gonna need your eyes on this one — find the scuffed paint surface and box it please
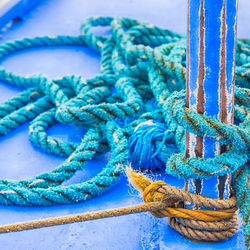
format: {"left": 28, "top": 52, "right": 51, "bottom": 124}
{"left": 0, "top": 0, "right": 249, "bottom": 249}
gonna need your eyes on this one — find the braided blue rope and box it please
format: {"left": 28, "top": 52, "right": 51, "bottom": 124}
{"left": 0, "top": 15, "right": 249, "bottom": 245}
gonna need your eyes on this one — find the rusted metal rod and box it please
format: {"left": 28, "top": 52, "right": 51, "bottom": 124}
{"left": 186, "top": 0, "right": 238, "bottom": 198}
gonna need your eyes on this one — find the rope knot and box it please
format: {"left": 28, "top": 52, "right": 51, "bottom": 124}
{"left": 129, "top": 120, "right": 177, "bottom": 171}
{"left": 142, "top": 181, "right": 179, "bottom": 218}
{"left": 143, "top": 181, "right": 167, "bottom": 202}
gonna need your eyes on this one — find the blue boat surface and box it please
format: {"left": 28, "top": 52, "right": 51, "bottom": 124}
{"left": 0, "top": 0, "right": 40, "bottom": 30}
{"left": 0, "top": 0, "right": 249, "bottom": 249}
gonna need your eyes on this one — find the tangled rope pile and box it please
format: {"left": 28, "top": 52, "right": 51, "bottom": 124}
{"left": 0, "top": 17, "right": 248, "bottom": 245}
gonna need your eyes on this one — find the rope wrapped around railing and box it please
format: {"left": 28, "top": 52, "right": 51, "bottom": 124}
{"left": 127, "top": 168, "right": 239, "bottom": 242}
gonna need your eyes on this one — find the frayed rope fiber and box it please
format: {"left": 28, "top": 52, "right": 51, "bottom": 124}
{"left": 0, "top": 17, "right": 248, "bottom": 245}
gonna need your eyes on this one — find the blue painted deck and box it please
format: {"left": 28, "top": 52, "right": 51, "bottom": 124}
{"left": 0, "top": 0, "right": 249, "bottom": 249}
{"left": 0, "top": 0, "right": 40, "bottom": 29}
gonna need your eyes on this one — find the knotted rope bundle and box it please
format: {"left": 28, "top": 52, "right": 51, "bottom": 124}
{"left": 0, "top": 17, "right": 248, "bottom": 245}
{"left": 127, "top": 168, "right": 239, "bottom": 242}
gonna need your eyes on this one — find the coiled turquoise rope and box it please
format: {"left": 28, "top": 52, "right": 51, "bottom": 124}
{"left": 0, "top": 16, "right": 249, "bottom": 244}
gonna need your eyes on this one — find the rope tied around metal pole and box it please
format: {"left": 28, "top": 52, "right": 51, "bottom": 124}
{"left": 0, "top": 168, "right": 239, "bottom": 242}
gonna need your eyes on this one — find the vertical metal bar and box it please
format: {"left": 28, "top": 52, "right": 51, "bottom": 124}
{"left": 186, "top": 0, "right": 238, "bottom": 198}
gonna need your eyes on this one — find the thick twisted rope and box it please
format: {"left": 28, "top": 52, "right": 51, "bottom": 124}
{"left": 0, "top": 16, "right": 248, "bottom": 245}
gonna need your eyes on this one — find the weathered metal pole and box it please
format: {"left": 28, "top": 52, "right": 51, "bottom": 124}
{"left": 186, "top": 0, "right": 238, "bottom": 198}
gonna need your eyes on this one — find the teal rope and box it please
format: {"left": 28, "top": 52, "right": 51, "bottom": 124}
{"left": 233, "top": 164, "right": 250, "bottom": 247}
{"left": 0, "top": 17, "right": 248, "bottom": 243}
